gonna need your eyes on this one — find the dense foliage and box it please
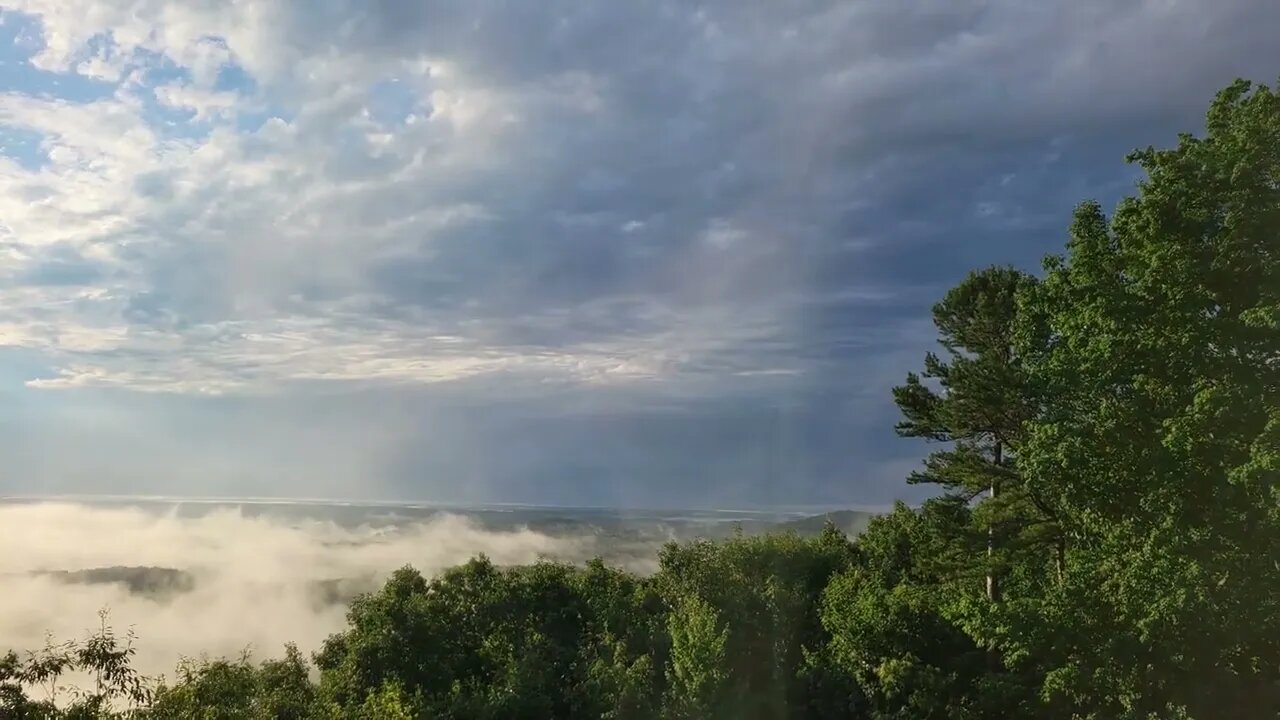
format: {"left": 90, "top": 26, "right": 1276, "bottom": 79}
{"left": 3, "top": 79, "right": 1277, "bottom": 719}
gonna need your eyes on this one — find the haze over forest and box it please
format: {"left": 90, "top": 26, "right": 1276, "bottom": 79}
{"left": 0, "top": 498, "right": 872, "bottom": 677}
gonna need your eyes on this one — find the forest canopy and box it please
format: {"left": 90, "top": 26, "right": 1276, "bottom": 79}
{"left": 3, "top": 78, "right": 1277, "bottom": 720}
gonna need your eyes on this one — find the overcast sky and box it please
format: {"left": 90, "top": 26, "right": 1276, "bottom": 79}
{"left": 0, "top": 1, "right": 1276, "bottom": 508}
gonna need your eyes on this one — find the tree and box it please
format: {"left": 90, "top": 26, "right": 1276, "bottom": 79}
{"left": 315, "top": 558, "right": 665, "bottom": 719}
{"left": 358, "top": 682, "right": 417, "bottom": 720}
{"left": 1001, "top": 78, "right": 1280, "bottom": 718}
{"left": 892, "top": 266, "right": 1058, "bottom": 601}
{"left": 144, "top": 643, "right": 322, "bottom": 719}
{"left": 664, "top": 595, "right": 729, "bottom": 720}
{"left": 819, "top": 504, "right": 985, "bottom": 720}
{"left": 654, "top": 527, "right": 857, "bottom": 719}
{"left": 145, "top": 654, "right": 262, "bottom": 719}
{"left": 0, "top": 611, "right": 152, "bottom": 720}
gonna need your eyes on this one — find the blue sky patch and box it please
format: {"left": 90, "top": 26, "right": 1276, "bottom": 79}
{"left": 0, "top": 124, "right": 48, "bottom": 170}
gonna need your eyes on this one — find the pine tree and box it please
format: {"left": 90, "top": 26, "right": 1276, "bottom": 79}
{"left": 892, "top": 266, "right": 1060, "bottom": 600}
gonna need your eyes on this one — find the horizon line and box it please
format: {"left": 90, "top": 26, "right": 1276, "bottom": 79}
{"left": 0, "top": 493, "right": 895, "bottom": 515}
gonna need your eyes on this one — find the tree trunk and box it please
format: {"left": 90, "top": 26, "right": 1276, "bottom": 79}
{"left": 1055, "top": 537, "right": 1066, "bottom": 587}
{"left": 987, "top": 442, "right": 1001, "bottom": 603}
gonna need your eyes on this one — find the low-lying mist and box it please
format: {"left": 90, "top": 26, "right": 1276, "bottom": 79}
{"left": 0, "top": 501, "right": 670, "bottom": 678}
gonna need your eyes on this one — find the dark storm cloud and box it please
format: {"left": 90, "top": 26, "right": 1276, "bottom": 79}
{"left": 265, "top": 0, "right": 1280, "bottom": 346}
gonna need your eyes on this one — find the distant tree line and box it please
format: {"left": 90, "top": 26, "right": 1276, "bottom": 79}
{"left": 3, "top": 78, "right": 1278, "bottom": 719}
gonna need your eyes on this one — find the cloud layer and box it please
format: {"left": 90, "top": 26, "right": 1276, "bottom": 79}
{"left": 0, "top": 1, "right": 1277, "bottom": 504}
{"left": 0, "top": 501, "right": 657, "bottom": 678}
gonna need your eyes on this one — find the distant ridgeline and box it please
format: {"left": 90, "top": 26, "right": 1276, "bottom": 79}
{"left": 774, "top": 510, "right": 875, "bottom": 537}
{"left": 0, "top": 495, "right": 875, "bottom": 537}
{"left": 14, "top": 566, "right": 376, "bottom": 608}
{"left": 31, "top": 566, "right": 195, "bottom": 599}
{"left": 2, "top": 504, "right": 878, "bottom": 610}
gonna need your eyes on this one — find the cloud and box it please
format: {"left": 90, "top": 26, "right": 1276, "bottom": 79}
{"left": 0, "top": 0, "right": 1276, "bottom": 502}
{"left": 152, "top": 82, "right": 240, "bottom": 121}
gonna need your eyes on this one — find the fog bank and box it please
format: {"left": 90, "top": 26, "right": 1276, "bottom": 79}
{"left": 0, "top": 501, "right": 659, "bottom": 678}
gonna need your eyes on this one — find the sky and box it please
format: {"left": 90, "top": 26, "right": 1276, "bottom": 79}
{"left": 0, "top": 1, "right": 1276, "bottom": 509}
